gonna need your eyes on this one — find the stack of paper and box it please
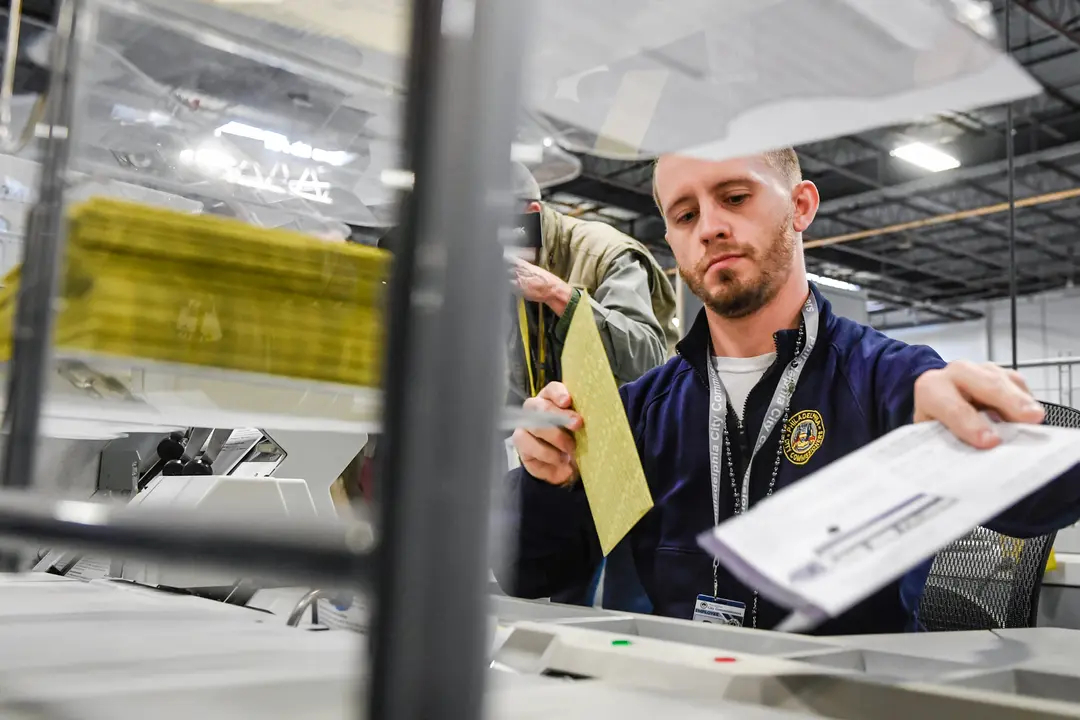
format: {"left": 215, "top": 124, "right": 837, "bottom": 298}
{"left": 698, "top": 421, "right": 1080, "bottom": 630}
{"left": 0, "top": 198, "right": 390, "bottom": 387}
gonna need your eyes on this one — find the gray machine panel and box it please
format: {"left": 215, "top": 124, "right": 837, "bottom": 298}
{"left": 12, "top": 577, "right": 1080, "bottom": 719}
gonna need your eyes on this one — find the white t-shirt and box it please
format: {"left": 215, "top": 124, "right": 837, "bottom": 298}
{"left": 710, "top": 353, "right": 777, "bottom": 421}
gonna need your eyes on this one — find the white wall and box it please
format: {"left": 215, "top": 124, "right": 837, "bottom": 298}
{"left": 886, "top": 290, "right": 1080, "bottom": 408}
{"left": 819, "top": 285, "right": 869, "bottom": 325}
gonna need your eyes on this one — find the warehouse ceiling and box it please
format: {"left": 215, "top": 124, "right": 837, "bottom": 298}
{"left": 546, "top": 0, "right": 1080, "bottom": 330}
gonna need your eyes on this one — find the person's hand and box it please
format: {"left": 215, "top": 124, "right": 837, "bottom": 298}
{"left": 508, "top": 256, "right": 573, "bottom": 315}
{"left": 913, "top": 361, "right": 1045, "bottom": 449}
{"left": 512, "top": 381, "right": 583, "bottom": 486}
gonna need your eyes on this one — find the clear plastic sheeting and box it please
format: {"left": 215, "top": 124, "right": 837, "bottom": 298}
{"left": 46, "top": 0, "right": 579, "bottom": 228}
{"left": 171, "top": 0, "right": 1038, "bottom": 162}
{"left": 0, "top": 0, "right": 585, "bottom": 438}
{"left": 63, "top": 1, "right": 395, "bottom": 228}
{"left": 527, "top": 0, "right": 1040, "bottom": 160}
{"left": 514, "top": 114, "right": 582, "bottom": 189}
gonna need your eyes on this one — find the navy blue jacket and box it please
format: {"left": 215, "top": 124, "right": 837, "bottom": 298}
{"left": 501, "top": 284, "right": 1080, "bottom": 635}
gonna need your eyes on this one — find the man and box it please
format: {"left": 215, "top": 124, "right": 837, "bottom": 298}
{"left": 504, "top": 163, "right": 676, "bottom": 609}
{"left": 504, "top": 162, "right": 677, "bottom": 406}
{"left": 503, "top": 149, "right": 1080, "bottom": 635}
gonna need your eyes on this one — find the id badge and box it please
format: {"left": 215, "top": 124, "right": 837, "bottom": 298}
{"left": 692, "top": 594, "right": 746, "bottom": 626}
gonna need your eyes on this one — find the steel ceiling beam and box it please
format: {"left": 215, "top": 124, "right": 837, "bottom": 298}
{"left": 809, "top": 185, "right": 1080, "bottom": 249}
{"left": 959, "top": 173, "right": 1080, "bottom": 245}
{"left": 800, "top": 149, "right": 1054, "bottom": 280}
{"left": 806, "top": 218, "right": 993, "bottom": 292}
{"left": 816, "top": 132, "right": 1080, "bottom": 215}
{"left": 860, "top": 286, "right": 984, "bottom": 323}
{"left": 819, "top": 242, "right": 978, "bottom": 291}
{"left": 602, "top": 159, "right": 653, "bottom": 183}
{"left": 829, "top": 136, "right": 1075, "bottom": 263}
{"left": 931, "top": 275, "right": 1067, "bottom": 304}
{"left": 1015, "top": 0, "right": 1080, "bottom": 53}
{"left": 562, "top": 117, "right": 1080, "bottom": 226}
{"left": 908, "top": 228, "right": 1080, "bottom": 300}
{"left": 803, "top": 258, "right": 982, "bottom": 324}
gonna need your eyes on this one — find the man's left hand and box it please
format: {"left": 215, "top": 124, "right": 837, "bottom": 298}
{"left": 914, "top": 361, "right": 1046, "bottom": 449}
{"left": 508, "top": 256, "right": 573, "bottom": 315}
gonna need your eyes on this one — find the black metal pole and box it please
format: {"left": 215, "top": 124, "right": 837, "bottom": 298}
{"left": 0, "top": 491, "right": 371, "bottom": 586}
{"left": 0, "top": 0, "right": 80, "bottom": 572}
{"left": 367, "top": 0, "right": 526, "bottom": 717}
{"left": 1006, "top": 0, "right": 1019, "bottom": 370}
{"left": 1, "top": 0, "right": 79, "bottom": 490}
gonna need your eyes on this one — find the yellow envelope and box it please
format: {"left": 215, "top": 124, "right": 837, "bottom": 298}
{"left": 560, "top": 291, "right": 654, "bottom": 556}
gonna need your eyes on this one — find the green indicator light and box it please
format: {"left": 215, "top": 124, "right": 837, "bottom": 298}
{"left": 611, "top": 639, "right": 632, "bottom": 647}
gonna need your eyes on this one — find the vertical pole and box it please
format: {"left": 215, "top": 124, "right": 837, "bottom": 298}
{"left": 1005, "top": 0, "right": 1019, "bottom": 371}
{"left": 1062, "top": 362, "right": 1071, "bottom": 408}
{"left": 1, "top": 0, "right": 80, "bottom": 503}
{"left": 0, "top": 0, "right": 25, "bottom": 143}
{"left": 367, "top": 0, "right": 526, "bottom": 717}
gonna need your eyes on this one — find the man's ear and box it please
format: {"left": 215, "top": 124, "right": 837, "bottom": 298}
{"left": 791, "top": 180, "right": 820, "bottom": 233}
{"left": 526, "top": 201, "right": 542, "bottom": 214}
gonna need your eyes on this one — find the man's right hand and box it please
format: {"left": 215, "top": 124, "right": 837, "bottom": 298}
{"left": 512, "top": 382, "right": 583, "bottom": 486}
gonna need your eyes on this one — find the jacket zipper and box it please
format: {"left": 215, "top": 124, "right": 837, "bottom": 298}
{"left": 680, "top": 332, "right": 784, "bottom": 513}
{"left": 737, "top": 331, "right": 783, "bottom": 510}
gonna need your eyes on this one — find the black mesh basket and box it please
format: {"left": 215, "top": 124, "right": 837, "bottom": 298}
{"left": 916, "top": 401, "right": 1080, "bottom": 632}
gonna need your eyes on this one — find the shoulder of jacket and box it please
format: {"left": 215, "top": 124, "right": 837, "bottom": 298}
{"left": 824, "top": 315, "right": 943, "bottom": 400}
{"left": 569, "top": 217, "right": 643, "bottom": 253}
{"left": 826, "top": 314, "right": 913, "bottom": 365}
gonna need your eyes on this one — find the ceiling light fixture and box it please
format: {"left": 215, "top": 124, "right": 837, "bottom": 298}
{"left": 510, "top": 143, "right": 544, "bottom": 163}
{"left": 380, "top": 168, "right": 415, "bottom": 190}
{"left": 890, "top": 142, "right": 960, "bottom": 173}
{"left": 807, "top": 272, "right": 861, "bottom": 293}
{"left": 214, "top": 121, "right": 354, "bottom": 167}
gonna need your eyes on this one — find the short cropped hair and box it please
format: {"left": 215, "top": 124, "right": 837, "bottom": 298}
{"left": 651, "top": 148, "right": 802, "bottom": 213}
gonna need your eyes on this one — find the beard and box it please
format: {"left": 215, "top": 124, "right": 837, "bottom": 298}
{"left": 679, "top": 215, "right": 798, "bottom": 319}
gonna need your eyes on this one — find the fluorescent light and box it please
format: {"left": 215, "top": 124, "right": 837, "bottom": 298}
{"left": 890, "top": 142, "right": 960, "bottom": 173}
{"left": 381, "top": 169, "right": 415, "bottom": 190}
{"left": 214, "top": 121, "right": 355, "bottom": 167}
{"left": 510, "top": 143, "right": 544, "bottom": 163}
{"left": 808, "top": 272, "right": 861, "bottom": 293}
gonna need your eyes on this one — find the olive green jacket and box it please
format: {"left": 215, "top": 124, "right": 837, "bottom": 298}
{"left": 507, "top": 205, "right": 677, "bottom": 405}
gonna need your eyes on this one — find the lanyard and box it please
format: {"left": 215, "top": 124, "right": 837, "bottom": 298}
{"left": 705, "top": 293, "right": 820, "bottom": 597}
{"left": 517, "top": 297, "right": 546, "bottom": 397}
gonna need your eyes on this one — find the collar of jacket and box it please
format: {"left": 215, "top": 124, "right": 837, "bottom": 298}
{"left": 538, "top": 203, "right": 565, "bottom": 271}
{"left": 676, "top": 282, "right": 833, "bottom": 385}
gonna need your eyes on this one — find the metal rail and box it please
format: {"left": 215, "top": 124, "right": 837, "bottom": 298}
{"left": 1000, "top": 356, "right": 1079, "bottom": 408}
{"left": 0, "top": 491, "right": 372, "bottom": 586}
{"left": 1008, "top": 357, "right": 1080, "bottom": 370}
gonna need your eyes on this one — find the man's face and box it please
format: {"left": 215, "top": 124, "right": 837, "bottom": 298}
{"left": 655, "top": 154, "right": 815, "bottom": 319}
